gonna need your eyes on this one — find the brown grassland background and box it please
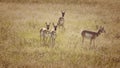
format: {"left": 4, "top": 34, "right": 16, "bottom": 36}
{"left": 0, "top": 0, "right": 120, "bottom": 68}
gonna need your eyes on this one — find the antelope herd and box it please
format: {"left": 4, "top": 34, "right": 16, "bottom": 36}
{"left": 40, "top": 11, "right": 65, "bottom": 46}
{"left": 40, "top": 11, "right": 105, "bottom": 46}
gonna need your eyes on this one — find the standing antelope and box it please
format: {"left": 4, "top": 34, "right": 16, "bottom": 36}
{"left": 49, "top": 23, "right": 58, "bottom": 46}
{"left": 40, "top": 22, "right": 50, "bottom": 41}
{"left": 57, "top": 11, "right": 65, "bottom": 29}
{"left": 81, "top": 26, "right": 105, "bottom": 45}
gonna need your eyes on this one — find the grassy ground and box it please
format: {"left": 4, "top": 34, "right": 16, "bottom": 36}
{"left": 0, "top": 0, "right": 120, "bottom": 68}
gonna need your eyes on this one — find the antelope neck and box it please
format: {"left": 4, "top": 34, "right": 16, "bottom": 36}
{"left": 97, "top": 30, "right": 101, "bottom": 36}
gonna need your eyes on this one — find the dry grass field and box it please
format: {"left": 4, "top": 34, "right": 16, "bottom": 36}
{"left": 0, "top": 0, "right": 120, "bottom": 68}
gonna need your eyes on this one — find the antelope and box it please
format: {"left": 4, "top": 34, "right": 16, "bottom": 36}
{"left": 57, "top": 11, "right": 65, "bottom": 29}
{"left": 49, "top": 23, "right": 58, "bottom": 46}
{"left": 81, "top": 26, "right": 105, "bottom": 45}
{"left": 40, "top": 22, "right": 50, "bottom": 41}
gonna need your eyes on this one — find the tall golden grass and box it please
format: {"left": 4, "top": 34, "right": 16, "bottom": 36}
{"left": 0, "top": 1, "right": 120, "bottom": 68}
{"left": 0, "top": 0, "right": 100, "bottom": 3}
{"left": 0, "top": 0, "right": 119, "bottom": 4}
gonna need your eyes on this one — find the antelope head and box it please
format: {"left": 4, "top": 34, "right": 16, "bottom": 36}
{"left": 45, "top": 22, "right": 51, "bottom": 30}
{"left": 98, "top": 26, "right": 106, "bottom": 35}
{"left": 61, "top": 11, "right": 65, "bottom": 17}
{"left": 53, "top": 23, "right": 58, "bottom": 31}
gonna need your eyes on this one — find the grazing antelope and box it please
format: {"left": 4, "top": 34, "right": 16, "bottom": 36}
{"left": 49, "top": 23, "right": 58, "bottom": 46}
{"left": 81, "top": 26, "right": 105, "bottom": 45}
{"left": 40, "top": 22, "right": 50, "bottom": 41}
{"left": 57, "top": 11, "right": 65, "bottom": 29}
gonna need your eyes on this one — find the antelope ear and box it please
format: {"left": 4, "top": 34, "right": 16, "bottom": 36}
{"left": 64, "top": 11, "right": 65, "bottom": 13}
{"left": 100, "top": 26, "right": 102, "bottom": 29}
{"left": 56, "top": 23, "right": 58, "bottom": 26}
{"left": 61, "top": 10, "right": 63, "bottom": 13}
{"left": 101, "top": 26, "right": 103, "bottom": 28}
{"left": 96, "top": 25, "right": 99, "bottom": 29}
{"left": 102, "top": 26, "right": 104, "bottom": 29}
{"left": 52, "top": 23, "right": 54, "bottom": 26}
{"left": 45, "top": 22, "right": 47, "bottom": 25}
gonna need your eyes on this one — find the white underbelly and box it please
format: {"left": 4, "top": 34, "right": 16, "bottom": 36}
{"left": 85, "top": 33, "right": 93, "bottom": 39}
